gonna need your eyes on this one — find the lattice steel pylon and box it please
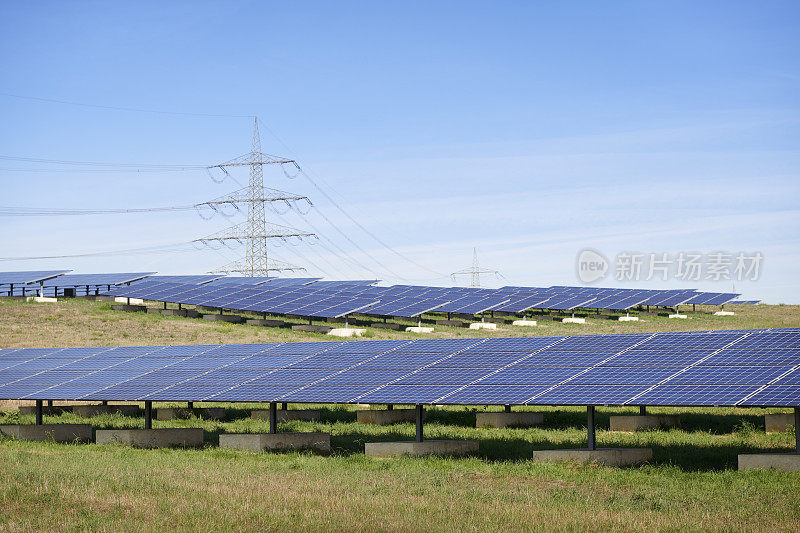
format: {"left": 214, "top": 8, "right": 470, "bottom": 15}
{"left": 199, "top": 117, "right": 315, "bottom": 276}
{"left": 451, "top": 248, "right": 502, "bottom": 288}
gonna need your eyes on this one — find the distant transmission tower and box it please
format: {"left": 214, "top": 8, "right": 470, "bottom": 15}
{"left": 195, "top": 117, "right": 315, "bottom": 276}
{"left": 451, "top": 248, "right": 502, "bottom": 288}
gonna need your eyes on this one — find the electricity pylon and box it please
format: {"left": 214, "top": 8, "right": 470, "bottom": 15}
{"left": 198, "top": 117, "right": 315, "bottom": 276}
{"left": 451, "top": 248, "right": 502, "bottom": 288}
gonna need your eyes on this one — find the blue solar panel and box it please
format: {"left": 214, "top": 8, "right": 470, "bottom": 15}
{"left": 0, "top": 270, "right": 71, "bottom": 286}
{"left": 2, "top": 330, "right": 799, "bottom": 406}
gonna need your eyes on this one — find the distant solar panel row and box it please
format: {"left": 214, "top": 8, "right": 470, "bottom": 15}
{"left": 1, "top": 329, "right": 798, "bottom": 407}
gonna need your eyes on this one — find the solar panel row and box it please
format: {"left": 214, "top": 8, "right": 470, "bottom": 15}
{"left": 1, "top": 329, "right": 798, "bottom": 407}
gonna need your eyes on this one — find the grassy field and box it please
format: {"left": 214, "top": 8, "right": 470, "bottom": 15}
{"left": 1, "top": 298, "right": 799, "bottom": 531}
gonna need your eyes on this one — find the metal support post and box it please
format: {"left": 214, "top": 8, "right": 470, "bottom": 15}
{"left": 35, "top": 400, "right": 43, "bottom": 425}
{"left": 504, "top": 404, "right": 511, "bottom": 413}
{"left": 587, "top": 405, "right": 596, "bottom": 451}
{"left": 639, "top": 405, "right": 646, "bottom": 416}
{"left": 269, "top": 401, "right": 277, "bottom": 434}
{"left": 415, "top": 404, "right": 424, "bottom": 443}
{"left": 144, "top": 401, "right": 152, "bottom": 429}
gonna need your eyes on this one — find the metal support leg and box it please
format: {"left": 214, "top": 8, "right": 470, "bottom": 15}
{"left": 163, "top": 301, "right": 167, "bottom": 310}
{"left": 504, "top": 404, "right": 511, "bottom": 413}
{"left": 144, "top": 401, "right": 152, "bottom": 429}
{"left": 47, "top": 400, "right": 53, "bottom": 407}
{"left": 387, "top": 404, "right": 393, "bottom": 411}
{"left": 269, "top": 402, "right": 277, "bottom": 434}
{"left": 639, "top": 405, "right": 646, "bottom": 416}
{"left": 188, "top": 401, "right": 193, "bottom": 409}
{"left": 35, "top": 400, "right": 43, "bottom": 425}
{"left": 281, "top": 402, "right": 287, "bottom": 410}
{"left": 795, "top": 407, "right": 799, "bottom": 454}
{"left": 587, "top": 405, "right": 596, "bottom": 451}
{"left": 415, "top": 404, "right": 424, "bottom": 443}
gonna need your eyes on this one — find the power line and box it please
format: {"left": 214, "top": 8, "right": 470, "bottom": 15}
{"left": 0, "top": 242, "right": 195, "bottom": 261}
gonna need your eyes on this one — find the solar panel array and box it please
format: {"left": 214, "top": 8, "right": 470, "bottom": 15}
{"left": 1, "top": 329, "right": 797, "bottom": 406}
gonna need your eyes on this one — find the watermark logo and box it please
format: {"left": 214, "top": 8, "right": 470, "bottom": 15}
{"left": 576, "top": 250, "right": 763, "bottom": 283}
{"left": 576, "top": 248, "right": 609, "bottom": 283}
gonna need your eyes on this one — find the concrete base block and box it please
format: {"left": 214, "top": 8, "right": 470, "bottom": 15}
{"left": 19, "top": 406, "right": 71, "bottom": 416}
{"left": 252, "top": 409, "right": 322, "bottom": 422}
{"left": 371, "top": 322, "right": 405, "bottom": 331}
{"left": 72, "top": 405, "right": 140, "bottom": 418}
{"left": 618, "top": 316, "right": 639, "bottom": 322}
{"left": 435, "top": 319, "right": 468, "bottom": 327}
{"left": 111, "top": 304, "right": 147, "bottom": 313}
{"left": 469, "top": 322, "right": 497, "bottom": 330}
{"left": 714, "top": 311, "right": 735, "bottom": 316}
{"left": 160, "top": 309, "right": 188, "bottom": 317}
{"left": 365, "top": 440, "right": 479, "bottom": 457}
{"left": 738, "top": 453, "right": 800, "bottom": 472}
{"left": 532, "top": 448, "right": 653, "bottom": 466}
{"left": 246, "top": 318, "right": 285, "bottom": 327}
{"left": 669, "top": 314, "right": 688, "bottom": 319}
{"left": 156, "top": 407, "right": 226, "bottom": 420}
{"left": 115, "top": 297, "right": 144, "bottom": 304}
{"left": 609, "top": 415, "right": 680, "bottom": 432}
{"left": 27, "top": 296, "right": 58, "bottom": 303}
{"left": 476, "top": 412, "right": 543, "bottom": 428}
{"left": 291, "top": 324, "right": 332, "bottom": 333}
{"left": 185, "top": 309, "right": 201, "bottom": 318}
{"left": 220, "top": 432, "right": 330, "bottom": 453}
{"left": 328, "top": 328, "right": 366, "bottom": 337}
{"left": 406, "top": 326, "right": 434, "bottom": 333}
{"left": 202, "top": 314, "right": 243, "bottom": 324}
{"left": 96, "top": 428, "right": 203, "bottom": 448}
{"left": 146, "top": 307, "right": 161, "bottom": 314}
{"left": 357, "top": 409, "right": 420, "bottom": 425}
{"left": 562, "top": 317, "right": 586, "bottom": 324}
{"left": 0, "top": 424, "right": 92, "bottom": 443}
{"left": 765, "top": 413, "right": 796, "bottom": 432}
{"left": 512, "top": 320, "right": 537, "bottom": 326}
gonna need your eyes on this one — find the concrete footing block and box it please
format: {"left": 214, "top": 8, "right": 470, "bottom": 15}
{"left": 714, "top": 311, "right": 735, "bottom": 316}
{"left": 160, "top": 309, "right": 188, "bottom": 317}
{"left": 291, "top": 324, "right": 332, "bottom": 333}
{"left": 562, "top": 317, "right": 586, "bottom": 324}
{"left": 72, "top": 405, "right": 140, "bottom": 418}
{"left": 111, "top": 304, "right": 147, "bottom": 313}
{"left": 371, "top": 322, "right": 405, "bottom": 331}
{"left": 185, "top": 309, "right": 201, "bottom": 318}
{"left": 618, "top": 316, "right": 639, "bottom": 322}
{"left": 0, "top": 424, "right": 92, "bottom": 442}
{"left": 469, "top": 322, "right": 497, "bottom": 330}
{"left": 156, "top": 407, "right": 226, "bottom": 421}
{"left": 668, "top": 314, "right": 688, "bottom": 319}
{"left": 512, "top": 320, "right": 537, "bottom": 327}
{"left": 357, "top": 409, "right": 420, "bottom": 425}
{"left": 738, "top": 453, "right": 800, "bottom": 472}
{"left": 609, "top": 415, "right": 680, "bottom": 432}
{"left": 202, "top": 314, "right": 243, "bottom": 324}
{"left": 27, "top": 296, "right": 58, "bottom": 303}
{"left": 246, "top": 318, "right": 285, "bottom": 327}
{"left": 220, "top": 432, "right": 330, "bottom": 453}
{"left": 532, "top": 448, "right": 653, "bottom": 466}
{"left": 252, "top": 409, "right": 322, "bottom": 422}
{"left": 19, "top": 406, "right": 71, "bottom": 416}
{"left": 435, "top": 319, "right": 468, "bottom": 327}
{"left": 765, "top": 413, "right": 796, "bottom": 432}
{"left": 406, "top": 326, "right": 434, "bottom": 333}
{"left": 115, "top": 297, "right": 144, "bottom": 304}
{"left": 476, "top": 412, "right": 544, "bottom": 428}
{"left": 327, "top": 328, "right": 366, "bottom": 337}
{"left": 146, "top": 307, "right": 161, "bottom": 314}
{"left": 96, "top": 428, "right": 203, "bottom": 448}
{"left": 365, "top": 440, "right": 479, "bottom": 457}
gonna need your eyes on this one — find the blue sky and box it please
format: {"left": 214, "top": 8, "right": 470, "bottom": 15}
{"left": 0, "top": 1, "right": 798, "bottom": 302}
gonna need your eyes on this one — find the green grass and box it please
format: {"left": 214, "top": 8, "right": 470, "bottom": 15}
{"left": 1, "top": 404, "right": 799, "bottom": 531}
{"left": 1, "top": 298, "right": 799, "bottom": 530}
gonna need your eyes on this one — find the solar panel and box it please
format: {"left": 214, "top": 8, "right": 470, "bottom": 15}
{"left": 43, "top": 273, "right": 154, "bottom": 287}
{"left": 0, "top": 270, "right": 71, "bottom": 287}
{"left": 683, "top": 292, "right": 741, "bottom": 306}
{"left": 10, "top": 330, "right": 795, "bottom": 406}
